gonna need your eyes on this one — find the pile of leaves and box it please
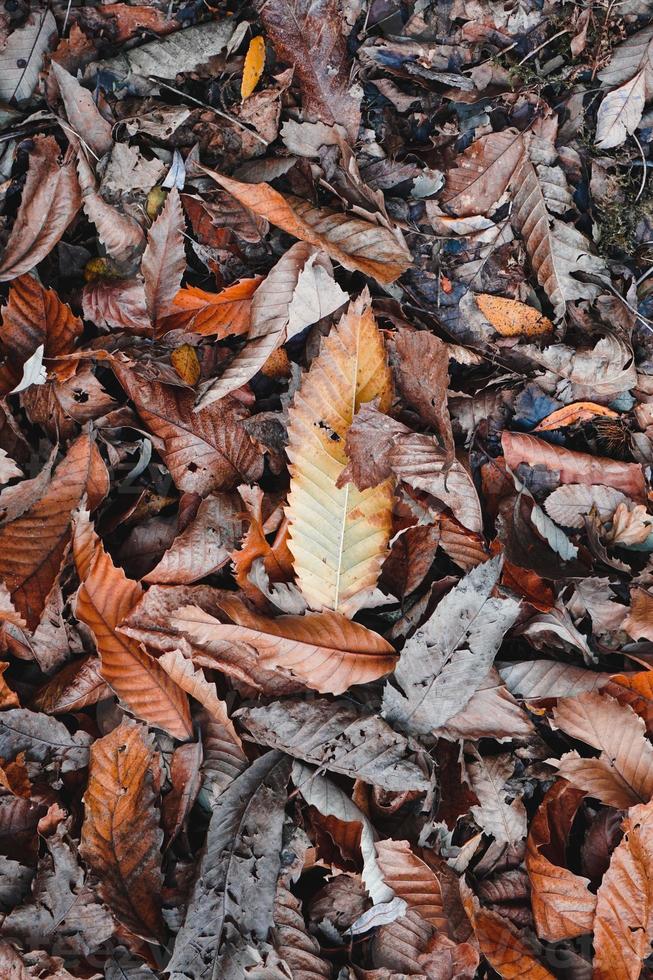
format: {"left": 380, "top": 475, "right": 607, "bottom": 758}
{"left": 3, "top": 0, "right": 653, "bottom": 977}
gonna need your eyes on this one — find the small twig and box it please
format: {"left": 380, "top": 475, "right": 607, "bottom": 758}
{"left": 62, "top": 0, "right": 73, "bottom": 35}
{"left": 517, "top": 28, "right": 570, "bottom": 66}
{"left": 152, "top": 79, "right": 269, "bottom": 146}
{"left": 633, "top": 132, "right": 648, "bottom": 203}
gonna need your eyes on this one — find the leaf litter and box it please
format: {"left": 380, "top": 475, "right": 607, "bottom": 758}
{"left": 2, "top": 0, "right": 653, "bottom": 977}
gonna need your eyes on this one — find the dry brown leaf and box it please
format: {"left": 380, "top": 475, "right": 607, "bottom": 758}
{"left": 201, "top": 168, "right": 411, "bottom": 285}
{"left": 50, "top": 61, "right": 113, "bottom": 159}
{"left": 0, "top": 434, "right": 107, "bottom": 629}
{"left": 0, "top": 137, "right": 81, "bottom": 282}
{"left": 606, "top": 671, "right": 653, "bottom": 731}
{"left": 76, "top": 151, "right": 145, "bottom": 266}
{"left": 376, "top": 839, "right": 446, "bottom": 929}
{"left": 260, "top": 0, "right": 360, "bottom": 139}
{"left": 286, "top": 292, "right": 394, "bottom": 615}
{"left": 551, "top": 692, "right": 653, "bottom": 807}
{"left": 502, "top": 431, "right": 646, "bottom": 501}
{"left": 0, "top": 274, "right": 82, "bottom": 395}
{"left": 31, "top": 656, "right": 109, "bottom": 714}
{"left": 475, "top": 294, "right": 553, "bottom": 337}
{"left": 172, "top": 596, "right": 397, "bottom": 695}
{"left": 535, "top": 402, "right": 619, "bottom": 431}
{"left": 391, "top": 328, "right": 454, "bottom": 458}
{"left": 526, "top": 781, "right": 595, "bottom": 941}
{"left": 80, "top": 718, "right": 165, "bottom": 943}
{"left": 113, "top": 364, "right": 264, "bottom": 495}
{"left": 145, "top": 493, "right": 242, "bottom": 584}
{"left": 73, "top": 513, "right": 193, "bottom": 740}
{"left": 593, "top": 797, "right": 653, "bottom": 979}
{"left": 142, "top": 187, "right": 186, "bottom": 324}
{"left": 441, "top": 130, "right": 526, "bottom": 217}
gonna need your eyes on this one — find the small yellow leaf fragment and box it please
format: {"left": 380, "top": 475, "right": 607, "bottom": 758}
{"left": 146, "top": 185, "right": 167, "bottom": 221}
{"left": 171, "top": 344, "right": 201, "bottom": 386}
{"left": 241, "top": 35, "right": 266, "bottom": 101}
{"left": 476, "top": 293, "right": 553, "bottom": 337}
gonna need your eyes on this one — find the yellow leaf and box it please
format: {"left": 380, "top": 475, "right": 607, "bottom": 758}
{"left": 241, "top": 35, "right": 265, "bottom": 100}
{"left": 171, "top": 344, "right": 200, "bottom": 386}
{"left": 286, "top": 291, "right": 394, "bottom": 616}
{"left": 476, "top": 293, "right": 553, "bottom": 337}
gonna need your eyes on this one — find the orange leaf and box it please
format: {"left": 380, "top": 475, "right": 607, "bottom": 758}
{"left": 526, "top": 781, "right": 596, "bottom": 941}
{"left": 376, "top": 838, "right": 447, "bottom": 930}
{"left": 73, "top": 513, "right": 193, "bottom": 740}
{"left": 80, "top": 719, "right": 165, "bottom": 943}
{"left": 594, "top": 798, "right": 653, "bottom": 979}
{"left": 461, "top": 882, "right": 555, "bottom": 978}
{"left": 241, "top": 35, "right": 266, "bottom": 100}
{"left": 232, "top": 487, "right": 294, "bottom": 604}
{"left": 476, "top": 294, "right": 554, "bottom": 337}
{"left": 534, "top": 402, "right": 619, "bottom": 431}
{"left": 165, "top": 278, "right": 261, "bottom": 338}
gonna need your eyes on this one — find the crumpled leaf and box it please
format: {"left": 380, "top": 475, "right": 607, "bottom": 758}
{"left": 166, "top": 752, "right": 291, "bottom": 980}
{"left": 235, "top": 698, "right": 429, "bottom": 790}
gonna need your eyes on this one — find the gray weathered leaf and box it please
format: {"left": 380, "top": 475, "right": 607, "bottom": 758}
{"left": 382, "top": 556, "right": 520, "bottom": 735}
{"left": 468, "top": 752, "right": 528, "bottom": 844}
{"left": 0, "top": 709, "right": 91, "bottom": 775}
{"left": 166, "top": 751, "right": 291, "bottom": 980}
{"left": 235, "top": 699, "right": 429, "bottom": 791}
{"left": 0, "top": 11, "right": 56, "bottom": 103}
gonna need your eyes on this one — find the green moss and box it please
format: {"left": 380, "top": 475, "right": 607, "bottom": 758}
{"left": 595, "top": 178, "right": 653, "bottom": 257}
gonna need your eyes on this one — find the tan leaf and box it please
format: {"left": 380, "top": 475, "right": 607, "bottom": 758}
{"left": 544, "top": 484, "right": 627, "bottom": 528}
{"left": 201, "top": 168, "right": 411, "bottom": 285}
{"left": 80, "top": 719, "right": 164, "bottom": 942}
{"left": 145, "top": 493, "right": 243, "bottom": 585}
{"left": 475, "top": 293, "right": 553, "bottom": 337}
{"left": 82, "top": 278, "right": 151, "bottom": 334}
{"left": 551, "top": 692, "right": 653, "bottom": 807}
{"left": 376, "top": 839, "right": 446, "bottom": 929}
{"left": 273, "top": 884, "right": 331, "bottom": 978}
{"left": 390, "top": 433, "right": 483, "bottom": 533}
{"left": 441, "top": 129, "right": 526, "bottom": 217}
{"left": 509, "top": 134, "right": 605, "bottom": 320}
{"left": 624, "top": 587, "right": 653, "bottom": 641}
{"left": 593, "top": 797, "right": 653, "bottom": 979}
{"left": 468, "top": 751, "right": 527, "bottom": 844}
{"left": 596, "top": 25, "right": 653, "bottom": 150}
{"left": 50, "top": 61, "right": 113, "bottom": 158}
{"left": 526, "top": 781, "right": 595, "bottom": 941}
{"left": 76, "top": 151, "right": 145, "bottom": 266}
{"left": 142, "top": 187, "right": 186, "bottom": 323}
{"left": 31, "top": 656, "right": 110, "bottom": 715}
{"left": 286, "top": 292, "right": 394, "bottom": 615}
{"left": 0, "top": 137, "right": 81, "bottom": 282}
{"left": 502, "top": 431, "right": 646, "bottom": 501}
{"left": 0, "top": 434, "right": 107, "bottom": 629}
{"left": 172, "top": 596, "right": 397, "bottom": 696}
{"left": 73, "top": 514, "right": 193, "bottom": 740}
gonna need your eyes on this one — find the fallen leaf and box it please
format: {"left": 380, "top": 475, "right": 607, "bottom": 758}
{"left": 142, "top": 187, "right": 186, "bottom": 324}
{"left": 286, "top": 292, "right": 394, "bottom": 614}
{"left": 476, "top": 293, "right": 554, "bottom": 337}
{"left": 241, "top": 35, "right": 266, "bottom": 100}
{"left": 0, "top": 11, "right": 57, "bottom": 103}
{"left": 80, "top": 719, "right": 165, "bottom": 943}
